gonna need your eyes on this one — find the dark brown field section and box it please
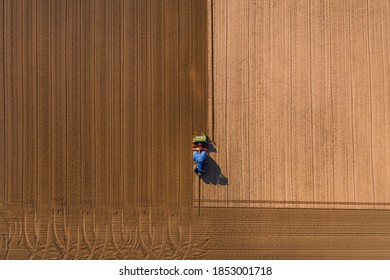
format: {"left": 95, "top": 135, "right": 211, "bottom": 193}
{"left": 1, "top": 0, "right": 390, "bottom": 260}
{"left": 0, "top": 0, "right": 207, "bottom": 245}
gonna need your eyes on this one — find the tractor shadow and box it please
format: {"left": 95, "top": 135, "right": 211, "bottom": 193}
{"left": 200, "top": 142, "right": 228, "bottom": 186}
{"left": 207, "top": 142, "right": 217, "bottom": 153}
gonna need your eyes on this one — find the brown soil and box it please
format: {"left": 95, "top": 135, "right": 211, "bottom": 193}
{"left": 0, "top": 0, "right": 390, "bottom": 259}
{"left": 200, "top": 0, "right": 390, "bottom": 210}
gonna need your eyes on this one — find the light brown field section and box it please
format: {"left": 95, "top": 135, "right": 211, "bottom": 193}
{"left": 192, "top": 207, "right": 390, "bottom": 259}
{"left": 201, "top": 0, "right": 390, "bottom": 209}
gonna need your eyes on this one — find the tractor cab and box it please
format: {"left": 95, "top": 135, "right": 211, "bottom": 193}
{"left": 192, "top": 133, "right": 208, "bottom": 152}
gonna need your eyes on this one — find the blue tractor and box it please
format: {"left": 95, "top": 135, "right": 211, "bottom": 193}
{"left": 192, "top": 133, "right": 208, "bottom": 177}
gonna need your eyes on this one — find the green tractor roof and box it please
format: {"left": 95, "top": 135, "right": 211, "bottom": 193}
{"left": 193, "top": 134, "right": 207, "bottom": 143}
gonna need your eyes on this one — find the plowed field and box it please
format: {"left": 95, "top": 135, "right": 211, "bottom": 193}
{"left": 0, "top": 0, "right": 390, "bottom": 259}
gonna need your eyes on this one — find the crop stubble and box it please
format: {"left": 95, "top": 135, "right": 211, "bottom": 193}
{"left": 201, "top": 0, "right": 390, "bottom": 210}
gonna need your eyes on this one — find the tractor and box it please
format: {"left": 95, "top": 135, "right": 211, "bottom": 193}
{"left": 192, "top": 132, "right": 208, "bottom": 177}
